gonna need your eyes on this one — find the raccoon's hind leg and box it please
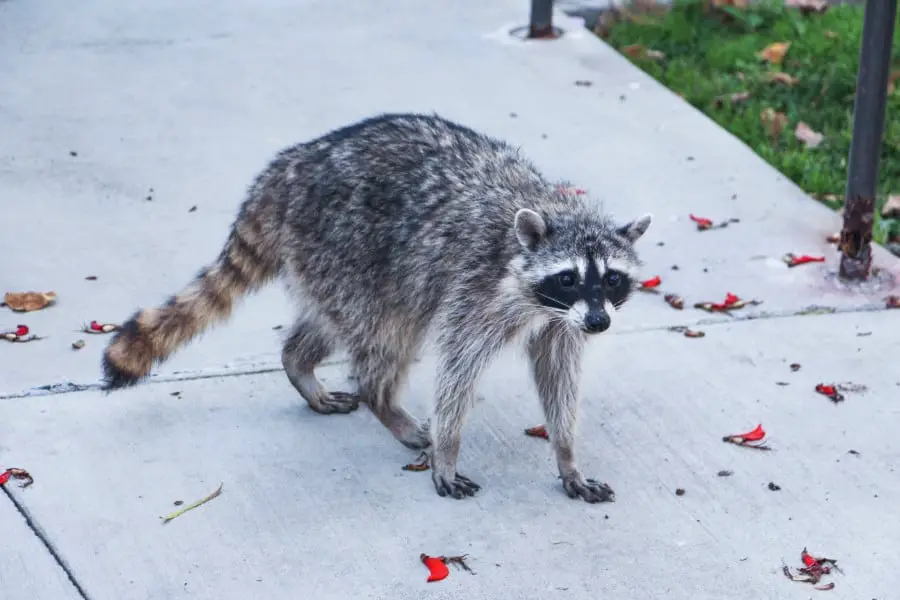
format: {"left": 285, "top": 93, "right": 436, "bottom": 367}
{"left": 528, "top": 322, "right": 614, "bottom": 503}
{"left": 281, "top": 319, "right": 359, "bottom": 415}
{"left": 349, "top": 342, "right": 431, "bottom": 451}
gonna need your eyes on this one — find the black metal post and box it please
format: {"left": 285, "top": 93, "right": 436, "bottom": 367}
{"left": 839, "top": 0, "right": 898, "bottom": 281}
{"left": 529, "top": 0, "right": 555, "bottom": 39}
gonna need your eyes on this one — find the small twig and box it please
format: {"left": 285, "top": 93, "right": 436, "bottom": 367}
{"left": 160, "top": 482, "right": 223, "bottom": 524}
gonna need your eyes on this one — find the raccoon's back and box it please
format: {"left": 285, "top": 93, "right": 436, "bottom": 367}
{"left": 282, "top": 114, "right": 546, "bottom": 302}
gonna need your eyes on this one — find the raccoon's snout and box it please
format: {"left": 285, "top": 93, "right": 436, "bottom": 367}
{"left": 583, "top": 311, "right": 611, "bottom": 334}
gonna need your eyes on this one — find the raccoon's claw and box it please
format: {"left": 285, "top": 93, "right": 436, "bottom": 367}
{"left": 561, "top": 475, "right": 615, "bottom": 504}
{"left": 312, "top": 391, "right": 360, "bottom": 415}
{"left": 433, "top": 472, "right": 481, "bottom": 500}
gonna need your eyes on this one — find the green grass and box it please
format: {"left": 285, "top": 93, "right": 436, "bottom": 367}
{"left": 597, "top": 0, "right": 900, "bottom": 245}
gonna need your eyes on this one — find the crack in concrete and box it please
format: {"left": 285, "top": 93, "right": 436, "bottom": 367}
{"left": 1, "top": 488, "right": 94, "bottom": 600}
{"left": 0, "top": 302, "right": 890, "bottom": 401}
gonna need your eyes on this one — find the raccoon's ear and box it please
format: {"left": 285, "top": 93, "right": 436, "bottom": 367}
{"left": 617, "top": 213, "right": 653, "bottom": 243}
{"left": 514, "top": 208, "right": 546, "bottom": 250}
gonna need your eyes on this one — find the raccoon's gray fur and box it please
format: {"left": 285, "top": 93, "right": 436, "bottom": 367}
{"left": 102, "top": 113, "right": 652, "bottom": 502}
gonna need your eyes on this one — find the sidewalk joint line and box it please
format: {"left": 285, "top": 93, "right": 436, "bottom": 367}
{"left": 0, "top": 302, "right": 890, "bottom": 401}
{"left": 1, "top": 487, "right": 95, "bottom": 600}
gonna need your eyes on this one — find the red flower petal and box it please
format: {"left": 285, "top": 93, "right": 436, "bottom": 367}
{"left": 689, "top": 213, "right": 713, "bottom": 228}
{"left": 738, "top": 424, "right": 766, "bottom": 442}
{"left": 640, "top": 276, "right": 662, "bottom": 289}
{"left": 421, "top": 555, "right": 450, "bottom": 583}
{"left": 786, "top": 254, "right": 825, "bottom": 266}
{"left": 801, "top": 548, "right": 818, "bottom": 568}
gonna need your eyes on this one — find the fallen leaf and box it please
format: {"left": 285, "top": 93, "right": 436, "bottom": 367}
{"left": 757, "top": 42, "right": 791, "bottom": 65}
{"left": 761, "top": 107, "right": 788, "bottom": 142}
{"left": 785, "top": 0, "right": 829, "bottom": 14}
{"left": 767, "top": 72, "right": 799, "bottom": 86}
{"left": 882, "top": 195, "right": 900, "bottom": 218}
{"left": 712, "top": 91, "right": 751, "bottom": 108}
{"left": 621, "top": 44, "right": 666, "bottom": 61}
{"left": 888, "top": 71, "right": 900, "bottom": 94}
{"left": 794, "top": 122, "right": 824, "bottom": 148}
{"left": 823, "top": 30, "right": 839, "bottom": 39}
{"left": 712, "top": 0, "right": 750, "bottom": 7}
{"left": 2, "top": 291, "right": 57, "bottom": 312}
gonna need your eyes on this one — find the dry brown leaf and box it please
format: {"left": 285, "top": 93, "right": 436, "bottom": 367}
{"left": 621, "top": 44, "right": 666, "bottom": 61}
{"left": 882, "top": 195, "right": 900, "bottom": 219}
{"left": 888, "top": 70, "right": 900, "bottom": 94}
{"left": 767, "top": 72, "right": 800, "bottom": 86}
{"left": 711, "top": 0, "right": 750, "bottom": 7}
{"left": 713, "top": 91, "right": 751, "bottom": 108}
{"left": 2, "top": 291, "right": 57, "bottom": 312}
{"left": 794, "top": 122, "right": 824, "bottom": 148}
{"left": 761, "top": 108, "right": 788, "bottom": 141}
{"left": 785, "top": 0, "right": 829, "bottom": 14}
{"left": 757, "top": 42, "right": 791, "bottom": 65}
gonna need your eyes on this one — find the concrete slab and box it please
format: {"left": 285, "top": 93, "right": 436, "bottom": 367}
{"left": 0, "top": 497, "right": 83, "bottom": 600}
{"left": 1, "top": 310, "right": 898, "bottom": 600}
{"left": 2, "top": 0, "right": 897, "bottom": 397}
{"left": 2, "top": 0, "right": 899, "bottom": 599}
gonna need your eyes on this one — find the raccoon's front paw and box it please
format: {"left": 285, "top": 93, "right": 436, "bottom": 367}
{"left": 311, "top": 391, "right": 360, "bottom": 415}
{"left": 561, "top": 473, "right": 615, "bottom": 504}
{"left": 432, "top": 469, "right": 481, "bottom": 500}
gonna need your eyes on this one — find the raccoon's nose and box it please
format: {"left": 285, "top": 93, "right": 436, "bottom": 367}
{"left": 584, "top": 312, "right": 611, "bottom": 333}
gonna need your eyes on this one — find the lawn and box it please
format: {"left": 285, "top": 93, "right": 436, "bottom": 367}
{"left": 593, "top": 0, "right": 900, "bottom": 247}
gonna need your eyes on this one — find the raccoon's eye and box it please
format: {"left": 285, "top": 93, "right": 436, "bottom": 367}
{"left": 604, "top": 271, "right": 624, "bottom": 288}
{"left": 557, "top": 270, "right": 577, "bottom": 288}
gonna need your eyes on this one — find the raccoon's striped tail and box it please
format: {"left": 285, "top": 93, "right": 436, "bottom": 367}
{"left": 101, "top": 204, "right": 281, "bottom": 391}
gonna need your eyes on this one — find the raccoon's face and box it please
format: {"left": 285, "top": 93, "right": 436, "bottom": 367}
{"left": 513, "top": 207, "right": 652, "bottom": 334}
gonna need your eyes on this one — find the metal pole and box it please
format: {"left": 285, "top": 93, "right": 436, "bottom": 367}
{"left": 529, "top": 0, "right": 555, "bottom": 39}
{"left": 839, "top": 0, "right": 898, "bottom": 281}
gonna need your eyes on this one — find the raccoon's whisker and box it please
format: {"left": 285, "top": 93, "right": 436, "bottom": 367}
{"left": 534, "top": 291, "right": 569, "bottom": 309}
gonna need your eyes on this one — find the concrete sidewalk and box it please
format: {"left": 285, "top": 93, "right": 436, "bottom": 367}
{"left": 2, "top": 0, "right": 898, "bottom": 599}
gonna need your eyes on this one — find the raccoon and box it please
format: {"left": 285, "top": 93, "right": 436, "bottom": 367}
{"left": 101, "top": 113, "right": 651, "bottom": 503}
